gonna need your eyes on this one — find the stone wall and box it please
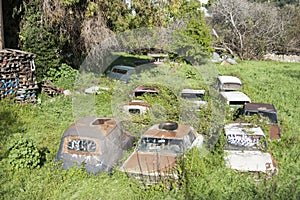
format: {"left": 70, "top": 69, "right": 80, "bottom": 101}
{"left": 264, "top": 53, "right": 300, "bottom": 63}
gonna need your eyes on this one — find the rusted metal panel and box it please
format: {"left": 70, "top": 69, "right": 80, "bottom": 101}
{"left": 121, "top": 152, "right": 177, "bottom": 176}
{"left": 132, "top": 86, "right": 159, "bottom": 97}
{"left": 244, "top": 103, "right": 276, "bottom": 113}
{"left": 142, "top": 124, "right": 192, "bottom": 139}
{"left": 269, "top": 124, "right": 281, "bottom": 139}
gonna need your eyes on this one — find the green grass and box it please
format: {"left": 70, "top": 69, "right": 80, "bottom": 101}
{"left": 0, "top": 60, "right": 299, "bottom": 199}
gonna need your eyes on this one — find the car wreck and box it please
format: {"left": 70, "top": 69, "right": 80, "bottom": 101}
{"left": 217, "top": 75, "right": 242, "bottom": 91}
{"left": 120, "top": 122, "right": 204, "bottom": 184}
{"left": 132, "top": 85, "right": 159, "bottom": 98}
{"left": 56, "top": 117, "right": 134, "bottom": 174}
{"left": 220, "top": 91, "right": 251, "bottom": 108}
{"left": 180, "top": 89, "right": 208, "bottom": 111}
{"left": 243, "top": 103, "right": 281, "bottom": 139}
{"left": 123, "top": 100, "right": 151, "bottom": 115}
{"left": 107, "top": 65, "right": 135, "bottom": 83}
{"left": 223, "top": 123, "right": 278, "bottom": 175}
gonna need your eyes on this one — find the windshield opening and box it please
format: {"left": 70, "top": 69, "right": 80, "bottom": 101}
{"left": 137, "top": 137, "right": 183, "bottom": 154}
{"left": 222, "top": 83, "right": 242, "bottom": 91}
{"left": 246, "top": 111, "right": 278, "bottom": 124}
{"left": 112, "top": 68, "right": 128, "bottom": 74}
{"left": 128, "top": 108, "right": 141, "bottom": 114}
{"left": 181, "top": 93, "right": 204, "bottom": 100}
{"left": 229, "top": 101, "right": 250, "bottom": 105}
{"left": 66, "top": 138, "right": 97, "bottom": 153}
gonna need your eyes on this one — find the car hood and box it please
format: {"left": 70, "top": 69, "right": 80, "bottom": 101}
{"left": 224, "top": 150, "right": 278, "bottom": 174}
{"left": 120, "top": 151, "right": 177, "bottom": 176}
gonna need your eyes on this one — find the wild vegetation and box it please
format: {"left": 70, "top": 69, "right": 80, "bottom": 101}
{"left": 0, "top": 60, "right": 299, "bottom": 199}
{"left": 0, "top": 0, "right": 299, "bottom": 199}
{"left": 2, "top": 0, "right": 300, "bottom": 79}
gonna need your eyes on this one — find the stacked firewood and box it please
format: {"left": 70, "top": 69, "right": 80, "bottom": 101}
{"left": 41, "top": 80, "right": 64, "bottom": 96}
{"left": 0, "top": 49, "right": 38, "bottom": 103}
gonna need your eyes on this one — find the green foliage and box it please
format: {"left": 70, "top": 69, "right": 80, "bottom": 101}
{"left": 7, "top": 138, "right": 41, "bottom": 170}
{"left": 19, "top": 0, "right": 62, "bottom": 81}
{"left": 0, "top": 60, "right": 299, "bottom": 199}
{"left": 171, "top": 1, "right": 213, "bottom": 60}
{"left": 45, "top": 63, "right": 78, "bottom": 89}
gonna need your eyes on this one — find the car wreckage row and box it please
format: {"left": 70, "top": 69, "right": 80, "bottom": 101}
{"left": 56, "top": 66, "right": 281, "bottom": 184}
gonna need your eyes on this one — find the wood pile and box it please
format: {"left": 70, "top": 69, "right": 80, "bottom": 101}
{"left": 41, "top": 80, "right": 63, "bottom": 96}
{"left": 0, "top": 49, "right": 38, "bottom": 103}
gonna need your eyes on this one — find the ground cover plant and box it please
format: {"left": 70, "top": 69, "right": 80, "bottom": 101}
{"left": 0, "top": 60, "right": 299, "bottom": 199}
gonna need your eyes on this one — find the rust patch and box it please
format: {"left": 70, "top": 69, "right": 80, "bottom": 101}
{"left": 122, "top": 152, "right": 177, "bottom": 174}
{"left": 269, "top": 125, "right": 281, "bottom": 139}
{"left": 143, "top": 124, "right": 192, "bottom": 139}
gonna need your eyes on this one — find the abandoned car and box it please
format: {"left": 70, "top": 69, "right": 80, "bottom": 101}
{"left": 56, "top": 117, "right": 134, "bottom": 174}
{"left": 243, "top": 102, "right": 281, "bottom": 139}
{"left": 223, "top": 123, "right": 278, "bottom": 175}
{"left": 107, "top": 65, "right": 135, "bottom": 83}
{"left": 217, "top": 75, "right": 243, "bottom": 91}
{"left": 123, "top": 100, "right": 151, "bottom": 115}
{"left": 220, "top": 91, "right": 251, "bottom": 108}
{"left": 120, "top": 122, "right": 204, "bottom": 183}
{"left": 180, "top": 89, "right": 208, "bottom": 111}
{"left": 132, "top": 85, "right": 159, "bottom": 98}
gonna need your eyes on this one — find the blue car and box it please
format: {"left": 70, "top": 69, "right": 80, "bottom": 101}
{"left": 107, "top": 65, "right": 135, "bottom": 83}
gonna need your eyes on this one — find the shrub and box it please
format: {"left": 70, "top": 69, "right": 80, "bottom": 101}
{"left": 8, "top": 138, "right": 42, "bottom": 170}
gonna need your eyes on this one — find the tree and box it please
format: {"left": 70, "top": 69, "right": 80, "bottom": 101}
{"left": 210, "top": 0, "right": 288, "bottom": 59}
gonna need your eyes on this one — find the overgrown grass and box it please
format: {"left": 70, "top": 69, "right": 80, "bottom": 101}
{"left": 0, "top": 60, "right": 299, "bottom": 199}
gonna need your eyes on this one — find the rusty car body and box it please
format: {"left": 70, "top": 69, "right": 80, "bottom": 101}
{"left": 243, "top": 103, "right": 281, "bottom": 139}
{"left": 120, "top": 122, "right": 204, "bottom": 183}
{"left": 132, "top": 85, "right": 159, "bottom": 98}
{"left": 123, "top": 100, "right": 151, "bottom": 115}
{"left": 56, "top": 117, "right": 134, "bottom": 174}
{"left": 217, "top": 75, "right": 243, "bottom": 91}
{"left": 223, "top": 123, "right": 278, "bottom": 175}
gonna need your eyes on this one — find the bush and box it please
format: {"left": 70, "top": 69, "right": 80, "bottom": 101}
{"left": 45, "top": 63, "right": 78, "bottom": 89}
{"left": 8, "top": 138, "right": 42, "bottom": 170}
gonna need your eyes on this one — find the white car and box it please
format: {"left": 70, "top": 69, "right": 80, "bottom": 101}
{"left": 123, "top": 100, "right": 151, "bottom": 115}
{"left": 223, "top": 123, "right": 278, "bottom": 175}
{"left": 180, "top": 89, "right": 208, "bottom": 111}
{"left": 220, "top": 91, "right": 251, "bottom": 108}
{"left": 217, "top": 75, "right": 242, "bottom": 91}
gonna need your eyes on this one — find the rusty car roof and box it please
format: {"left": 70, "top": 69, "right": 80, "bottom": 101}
{"left": 124, "top": 100, "right": 151, "bottom": 107}
{"left": 62, "top": 116, "right": 120, "bottom": 139}
{"left": 142, "top": 124, "right": 193, "bottom": 139}
{"left": 133, "top": 85, "right": 159, "bottom": 93}
{"left": 244, "top": 103, "right": 277, "bottom": 113}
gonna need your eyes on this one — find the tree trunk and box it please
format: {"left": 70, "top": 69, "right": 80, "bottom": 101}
{"left": 0, "top": 0, "right": 4, "bottom": 49}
